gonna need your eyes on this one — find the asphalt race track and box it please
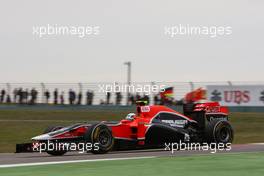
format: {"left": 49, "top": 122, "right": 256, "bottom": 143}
{"left": 0, "top": 143, "right": 263, "bottom": 166}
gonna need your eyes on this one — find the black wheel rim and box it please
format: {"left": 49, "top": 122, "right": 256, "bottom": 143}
{"left": 98, "top": 130, "right": 112, "bottom": 147}
{"left": 218, "top": 126, "right": 231, "bottom": 142}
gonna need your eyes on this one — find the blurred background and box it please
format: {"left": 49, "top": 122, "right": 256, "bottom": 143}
{"left": 0, "top": 0, "right": 263, "bottom": 83}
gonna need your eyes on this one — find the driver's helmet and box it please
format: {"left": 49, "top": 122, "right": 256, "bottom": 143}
{"left": 126, "top": 113, "right": 136, "bottom": 121}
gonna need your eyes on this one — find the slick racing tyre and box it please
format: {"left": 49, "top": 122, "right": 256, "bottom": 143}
{"left": 84, "top": 124, "right": 114, "bottom": 154}
{"left": 204, "top": 119, "right": 234, "bottom": 144}
{"left": 43, "top": 126, "right": 67, "bottom": 156}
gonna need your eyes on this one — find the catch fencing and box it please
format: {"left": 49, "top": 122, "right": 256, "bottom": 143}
{"left": 0, "top": 82, "right": 264, "bottom": 105}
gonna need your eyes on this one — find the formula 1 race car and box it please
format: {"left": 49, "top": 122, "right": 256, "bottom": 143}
{"left": 16, "top": 101, "right": 234, "bottom": 156}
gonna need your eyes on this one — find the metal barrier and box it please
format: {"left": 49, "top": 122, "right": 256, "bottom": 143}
{"left": 0, "top": 82, "right": 264, "bottom": 105}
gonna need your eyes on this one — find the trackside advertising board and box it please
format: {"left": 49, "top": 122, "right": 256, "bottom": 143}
{"left": 207, "top": 85, "right": 264, "bottom": 106}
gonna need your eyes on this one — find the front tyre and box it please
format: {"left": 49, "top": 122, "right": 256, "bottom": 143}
{"left": 43, "top": 126, "right": 67, "bottom": 156}
{"left": 84, "top": 124, "right": 114, "bottom": 154}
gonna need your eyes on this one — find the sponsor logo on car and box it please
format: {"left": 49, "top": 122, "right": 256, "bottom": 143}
{"left": 161, "top": 119, "right": 187, "bottom": 127}
{"left": 141, "top": 106, "right": 150, "bottom": 112}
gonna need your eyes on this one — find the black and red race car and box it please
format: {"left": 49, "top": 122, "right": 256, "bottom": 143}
{"left": 16, "top": 101, "right": 234, "bottom": 155}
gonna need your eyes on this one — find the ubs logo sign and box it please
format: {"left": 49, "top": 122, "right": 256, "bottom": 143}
{"left": 210, "top": 90, "right": 222, "bottom": 102}
{"left": 210, "top": 89, "right": 250, "bottom": 105}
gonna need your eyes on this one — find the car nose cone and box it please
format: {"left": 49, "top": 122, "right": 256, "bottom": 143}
{"left": 32, "top": 134, "right": 51, "bottom": 141}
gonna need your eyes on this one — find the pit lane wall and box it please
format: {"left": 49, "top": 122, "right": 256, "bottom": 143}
{"left": 0, "top": 104, "right": 264, "bottom": 113}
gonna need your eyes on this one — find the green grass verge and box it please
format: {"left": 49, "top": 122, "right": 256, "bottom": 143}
{"left": 1, "top": 152, "right": 264, "bottom": 176}
{"left": 0, "top": 109, "right": 264, "bottom": 152}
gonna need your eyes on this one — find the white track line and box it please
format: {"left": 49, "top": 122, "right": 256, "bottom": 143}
{"left": 250, "top": 143, "right": 264, "bottom": 145}
{"left": 0, "top": 156, "right": 156, "bottom": 168}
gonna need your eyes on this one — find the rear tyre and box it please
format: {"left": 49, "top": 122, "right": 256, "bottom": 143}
{"left": 84, "top": 124, "right": 114, "bottom": 154}
{"left": 43, "top": 126, "right": 67, "bottom": 156}
{"left": 204, "top": 119, "right": 234, "bottom": 144}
